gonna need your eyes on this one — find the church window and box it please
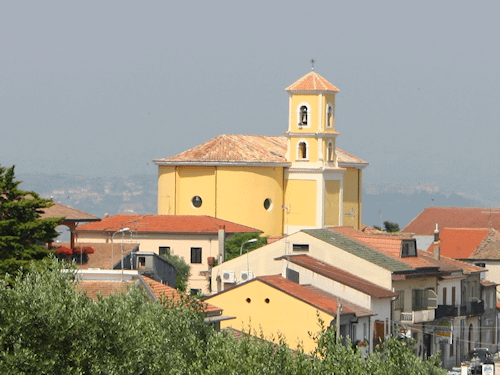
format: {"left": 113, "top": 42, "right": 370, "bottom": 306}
{"left": 326, "top": 103, "right": 334, "bottom": 128}
{"left": 297, "top": 103, "right": 310, "bottom": 127}
{"left": 297, "top": 141, "right": 308, "bottom": 160}
{"left": 327, "top": 141, "right": 334, "bottom": 162}
{"left": 263, "top": 198, "right": 272, "bottom": 211}
{"left": 192, "top": 196, "right": 202, "bottom": 208}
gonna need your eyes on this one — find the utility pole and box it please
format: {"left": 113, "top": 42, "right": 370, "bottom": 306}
{"left": 336, "top": 298, "right": 342, "bottom": 343}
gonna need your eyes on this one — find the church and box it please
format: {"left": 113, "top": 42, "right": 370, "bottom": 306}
{"left": 153, "top": 70, "right": 368, "bottom": 237}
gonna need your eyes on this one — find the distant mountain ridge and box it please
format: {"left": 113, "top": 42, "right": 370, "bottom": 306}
{"left": 18, "top": 174, "right": 489, "bottom": 232}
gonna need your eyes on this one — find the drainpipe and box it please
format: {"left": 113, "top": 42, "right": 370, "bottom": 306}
{"left": 218, "top": 225, "right": 225, "bottom": 264}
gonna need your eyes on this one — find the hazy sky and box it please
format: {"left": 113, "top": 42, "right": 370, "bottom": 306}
{"left": 2, "top": 1, "right": 500, "bottom": 205}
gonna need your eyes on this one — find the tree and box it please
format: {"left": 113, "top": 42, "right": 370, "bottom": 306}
{"left": 0, "top": 165, "right": 61, "bottom": 277}
{"left": 163, "top": 252, "right": 191, "bottom": 291}
{"left": 0, "top": 258, "right": 447, "bottom": 374}
{"left": 224, "top": 232, "right": 267, "bottom": 261}
{"left": 383, "top": 221, "right": 400, "bottom": 232}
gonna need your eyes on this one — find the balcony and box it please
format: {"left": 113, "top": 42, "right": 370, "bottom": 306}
{"left": 400, "top": 309, "right": 435, "bottom": 324}
{"left": 434, "top": 301, "right": 484, "bottom": 318}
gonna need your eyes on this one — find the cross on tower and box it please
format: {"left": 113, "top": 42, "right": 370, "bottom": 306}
{"left": 311, "top": 59, "right": 315, "bottom": 71}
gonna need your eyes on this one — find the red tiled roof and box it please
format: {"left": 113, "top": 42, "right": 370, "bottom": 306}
{"left": 141, "top": 276, "right": 222, "bottom": 316}
{"left": 76, "top": 280, "right": 135, "bottom": 301}
{"left": 425, "top": 228, "right": 490, "bottom": 259}
{"left": 154, "top": 135, "right": 367, "bottom": 166}
{"left": 76, "top": 214, "right": 260, "bottom": 234}
{"left": 329, "top": 227, "right": 482, "bottom": 274}
{"left": 402, "top": 207, "right": 500, "bottom": 235}
{"left": 275, "top": 254, "right": 396, "bottom": 298}
{"left": 480, "top": 279, "right": 497, "bottom": 287}
{"left": 285, "top": 71, "right": 339, "bottom": 92}
{"left": 257, "top": 275, "right": 351, "bottom": 317}
{"left": 303, "top": 285, "right": 375, "bottom": 318}
{"left": 40, "top": 202, "right": 100, "bottom": 222}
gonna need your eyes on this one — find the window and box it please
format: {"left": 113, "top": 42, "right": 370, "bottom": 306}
{"left": 263, "top": 198, "right": 272, "bottom": 211}
{"left": 475, "top": 262, "right": 486, "bottom": 268}
{"left": 138, "top": 256, "right": 146, "bottom": 268}
{"left": 412, "top": 289, "right": 428, "bottom": 311}
{"left": 442, "top": 287, "right": 447, "bottom": 305}
{"left": 327, "top": 141, "right": 335, "bottom": 162}
{"left": 192, "top": 196, "right": 202, "bottom": 208}
{"left": 451, "top": 286, "right": 456, "bottom": 306}
{"left": 190, "top": 289, "right": 201, "bottom": 296}
{"left": 326, "top": 103, "right": 333, "bottom": 128}
{"left": 159, "top": 246, "right": 170, "bottom": 256}
{"left": 401, "top": 240, "right": 417, "bottom": 257}
{"left": 190, "top": 247, "right": 202, "bottom": 264}
{"left": 395, "top": 290, "right": 404, "bottom": 310}
{"left": 286, "top": 267, "right": 299, "bottom": 284}
{"left": 299, "top": 105, "right": 308, "bottom": 125}
{"left": 292, "top": 244, "right": 309, "bottom": 251}
{"left": 297, "top": 141, "right": 308, "bottom": 160}
{"left": 427, "top": 288, "right": 438, "bottom": 309}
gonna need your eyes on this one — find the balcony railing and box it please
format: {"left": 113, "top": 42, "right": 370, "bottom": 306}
{"left": 434, "top": 301, "right": 484, "bottom": 319}
{"left": 400, "top": 309, "right": 435, "bottom": 324}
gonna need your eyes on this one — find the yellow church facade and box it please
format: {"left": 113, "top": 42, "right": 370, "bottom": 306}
{"left": 154, "top": 71, "right": 367, "bottom": 237}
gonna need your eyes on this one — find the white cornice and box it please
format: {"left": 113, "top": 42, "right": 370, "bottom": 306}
{"left": 153, "top": 160, "right": 291, "bottom": 167}
{"left": 285, "top": 132, "right": 338, "bottom": 138}
{"left": 338, "top": 162, "right": 369, "bottom": 170}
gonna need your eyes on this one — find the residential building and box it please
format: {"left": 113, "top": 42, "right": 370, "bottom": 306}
{"left": 153, "top": 70, "right": 368, "bottom": 237}
{"left": 206, "top": 274, "right": 373, "bottom": 353}
{"left": 211, "top": 226, "right": 486, "bottom": 368}
{"left": 75, "top": 214, "right": 259, "bottom": 293}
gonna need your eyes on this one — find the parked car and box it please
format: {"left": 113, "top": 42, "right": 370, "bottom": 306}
{"left": 462, "top": 348, "right": 495, "bottom": 374}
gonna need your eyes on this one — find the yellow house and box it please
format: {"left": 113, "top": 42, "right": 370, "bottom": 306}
{"left": 205, "top": 274, "right": 368, "bottom": 353}
{"left": 154, "top": 70, "right": 368, "bottom": 237}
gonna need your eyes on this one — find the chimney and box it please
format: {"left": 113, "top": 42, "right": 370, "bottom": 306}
{"left": 218, "top": 225, "right": 225, "bottom": 264}
{"left": 433, "top": 223, "right": 440, "bottom": 260}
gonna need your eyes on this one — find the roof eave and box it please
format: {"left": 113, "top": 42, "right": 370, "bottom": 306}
{"left": 153, "top": 160, "right": 290, "bottom": 168}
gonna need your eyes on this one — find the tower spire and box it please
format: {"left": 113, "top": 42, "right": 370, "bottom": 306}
{"left": 311, "top": 59, "right": 315, "bottom": 71}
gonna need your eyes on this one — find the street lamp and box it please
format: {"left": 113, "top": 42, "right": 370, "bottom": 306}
{"left": 111, "top": 228, "right": 130, "bottom": 271}
{"left": 240, "top": 238, "right": 258, "bottom": 256}
{"left": 240, "top": 238, "right": 258, "bottom": 276}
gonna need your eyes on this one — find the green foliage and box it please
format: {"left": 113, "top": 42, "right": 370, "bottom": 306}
{"left": 0, "top": 165, "right": 61, "bottom": 277}
{"left": 224, "top": 232, "right": 267, "bottom": 261}
{"left": 0, "top": 258, "right": 447, "bottom": 374}
{"left": 383, "top": 221, "right": 400, "bottom": 232}
{"left": 162, "top": 252, "right": 191, "bottom": 291}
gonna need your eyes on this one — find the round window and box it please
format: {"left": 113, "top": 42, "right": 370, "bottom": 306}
{"left": 192, "top": 196, "right": 202, "bottom": 208}
{"left": 263, "top": 198, "right": 272, "bottom": 211}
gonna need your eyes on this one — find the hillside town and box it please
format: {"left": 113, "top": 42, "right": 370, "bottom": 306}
{"left": 3, "top": 70, "right": 500, "bottom": 374}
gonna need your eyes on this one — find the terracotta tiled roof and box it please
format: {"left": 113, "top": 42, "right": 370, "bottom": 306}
{"left": 257, "top": 275, "right": 351, "bottom": 317}
{"left": 141, "top": 276, "right": 222, "bottom": 316}
{"left": 285, "top": 71, "right": 339, "bottom": 93}
{"left": 306, "top": 227, "right": 412, "bottom": 272}
{"left": 469, "top": 229, "right": 500, "bottom": 260}
{"left": 480, "top": 279, "right": 497, "bottom": 287}
{"left": 308, "top": 227, "right": 482, "bottom": 275}
{"left": 424, "top": 228, "right": 491, "bottom": 259}
{"left": 402, "top": 207, "right": 500, "bottom": 235}
{"left": 417, "top": 250, "right": 484, "bottom": 274}
{"left": 76, "top": 280, "right": 135, "bottom": 301}
{"left": 153, "top": 134, "right": 367, "bottom": 166}
{"left": 275, "top": 254, "right": 396, "bottom": 298}
{"left": 40, "top": 202, "right": 100, "bottom": 222}
{"left": 59, "top": 242, "right": 139, "bottom": 270}
{"left": 76, "top": 214, "right": 260, "bottom": 234}
{"left": 303, "top": 285, "right": 375, "bottom": 318}
{"left": 154, "top": 135, "right": 288, "bottom": 165}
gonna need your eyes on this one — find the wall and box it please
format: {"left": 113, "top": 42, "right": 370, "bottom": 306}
{"left": 207, "top": 279, "right": 335, "bottom": 353}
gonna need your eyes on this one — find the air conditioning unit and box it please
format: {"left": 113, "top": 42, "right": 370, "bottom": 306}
{"left": 240, "top": 271, "right": 254, "bottom": 282}
{"left": 222, "top": 270, "right": 236, "bottom": 283}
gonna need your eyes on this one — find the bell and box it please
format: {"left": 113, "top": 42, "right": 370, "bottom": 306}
{"left": 301, "top": 112, "right": 307, "bottom": 124}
